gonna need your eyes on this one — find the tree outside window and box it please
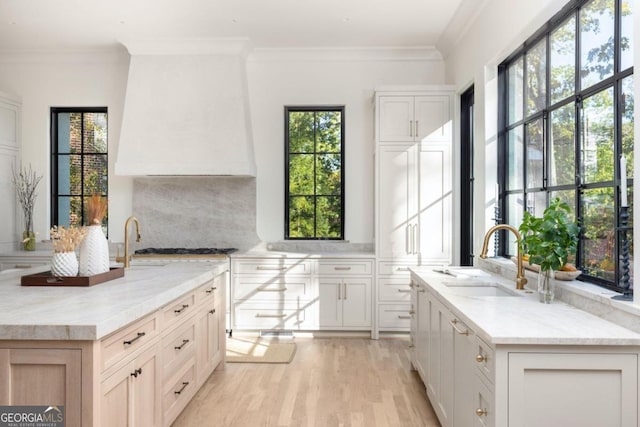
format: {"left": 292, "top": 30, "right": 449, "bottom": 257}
{"left": 285, "top": 107, "right": 344, "bottom": 240}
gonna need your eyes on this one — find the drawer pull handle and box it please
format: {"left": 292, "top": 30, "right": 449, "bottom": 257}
{"left": 475, "top": 408, "right": 488, "bottom": 417}
{"left": 397, "top": 289, "right": 411, "bottom": 293}
{"left": 174, "top": 304, "right": 189, "bottom": 314}
{"left": 205, "top": 287, "right": 217, "bottom": 294}
{"left": 209, "top": 309, "right": 216, "bottom": 314}
{"left": 396, "top": 267, "right": 410, "bottom": 271}
{"left": 130, "top": 368, "right": 142, "bottom": 378}
{"left": 174, "top": 382, "right": 189, "bottom": 395}
{"left": 450, "top": 319, "right": 469, "bottom": 336}
{"left": 475, "top": 354, "right": 487, "bottom": 363}
{"left": 255, "top": 314, "right": 287, "bottom": 318}
{"left": 334, "top": 266, "right": 352, "bottom": 271}
{"left": 398, "top": 315, "right": 411, "bottom": 319}
{"left": 14, "top": 264, "right": 32, "bottom": 269}
{"left": 256, "top": 266, "right": 288, "bottom": 271}
{"left": 257, "top": 287, "right": 288, "bottom": 292}
{"left": 123, "top": 332, "right": 146, "bottom": 346}
{"left": 174, "top": 339, "right": 189, "bottom": 350}
{"left": 408, "top": 344, "right": 415, "bottom": 348}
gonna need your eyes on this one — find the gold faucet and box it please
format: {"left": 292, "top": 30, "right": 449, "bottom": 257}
{"left": 115, "top": 216, "right": 141, "bottom": 268}
{"left": 479, "top": 224, "right": 527, "bottom": 290}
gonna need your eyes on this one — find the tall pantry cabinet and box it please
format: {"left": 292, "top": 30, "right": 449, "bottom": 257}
{"left": 374, "top": 87, "right": 453, "bottom": 337}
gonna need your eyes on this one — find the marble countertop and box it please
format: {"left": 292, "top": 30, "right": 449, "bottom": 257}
{"left": 231, "top": 250, "right": 375, "bottom": 259}
{"left": 0, "top": 261, "right": 228, "bottom": 341}
{"left": 411, "top": 267, "right": 640, "bottom": 346}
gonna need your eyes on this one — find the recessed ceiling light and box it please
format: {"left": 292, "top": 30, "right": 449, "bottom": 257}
{"left": 119, "top": 20, "right": 126, "bottom": 25}
{"left": 231, "top": 18, "right": 238, "bottom": 24}
{"left": 9, "top": 21, "right": 16, "bottom": 25}
{"left": 342, "top": 17, "right": 351, "bottom": 23}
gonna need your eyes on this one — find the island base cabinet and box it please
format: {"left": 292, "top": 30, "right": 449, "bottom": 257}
{"left": 473, "top": 375, "right": 494, "bottom": 427}
{"left": 0, "top": 347, "right": 82, "bottom": 426}
{"left": 507, "top": 352, "right": 638, "bottom": 427}
{"left": 100, "top": 343, "right": 161, "bottom": 427}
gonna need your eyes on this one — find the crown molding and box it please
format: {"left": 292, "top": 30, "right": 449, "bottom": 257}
{"left": 247, "top": 46, "right": 443, "bottom": 63}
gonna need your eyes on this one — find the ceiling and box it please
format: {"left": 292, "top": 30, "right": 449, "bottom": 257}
{"left": 0, "top": 0, "right": 474, "bottom": 52}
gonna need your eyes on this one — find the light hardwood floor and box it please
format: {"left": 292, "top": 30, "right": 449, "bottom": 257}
{"left": 173, "top": 337, "right": 441, "bottom": 427}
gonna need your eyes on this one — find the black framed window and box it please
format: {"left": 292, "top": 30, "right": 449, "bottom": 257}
{"left": 285, "top": 106, "right": 344, "bottom": 239}
{"left": 499, "top": 0, "right": 633, "bottom": 291}
{"left": 51, "top": 107, "right": 108, "bottom": 233}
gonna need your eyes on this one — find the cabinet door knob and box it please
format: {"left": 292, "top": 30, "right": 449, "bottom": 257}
{"left": 475, "top": 354, "right": 487, "bottom": 363}
{"left": 475, "top": 408, "right": 488, "bottom": 417}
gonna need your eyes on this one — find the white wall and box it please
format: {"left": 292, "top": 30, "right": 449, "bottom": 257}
{"left": 0, "top": 47, "right": 444, "bottom": 246}
{"left": 442, "top": 0, "right": 573, "bottom": 258}
{"left": 247, "top": 48, "right": 446, "bottom": 243}
{"left": 0, "top": 50, "right": 131, "bottom": 244}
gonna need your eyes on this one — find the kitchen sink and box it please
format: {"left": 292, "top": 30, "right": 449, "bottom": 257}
{"left": 442, "top": 281, "right": 522, "bottom": 297}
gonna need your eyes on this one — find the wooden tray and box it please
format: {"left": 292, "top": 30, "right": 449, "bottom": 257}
{"left": 21, "top": 267, "right": 125, "bottom": 287}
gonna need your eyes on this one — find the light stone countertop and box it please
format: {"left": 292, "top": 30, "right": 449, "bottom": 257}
{"left": 0, "top": 261, "right": 228, "bottom": 341}
{"left": 411, "top": 267, "right": 640, "bottom": 346}
{"left": 231, "top": 250, "right": 375, "bottom": 259}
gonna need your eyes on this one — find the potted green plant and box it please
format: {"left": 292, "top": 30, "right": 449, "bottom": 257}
{"left": 518, "top": 198, "right": 580, "bottom": 303}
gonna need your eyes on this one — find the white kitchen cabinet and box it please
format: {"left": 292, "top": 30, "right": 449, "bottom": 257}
{"left": 411, "top": 271, "right": 640, "bottom": 427}
{"left": 0, "top": 93, "right": 20, "bottom": 253}
{"left": 378, "top": 95, "right": 451, "bottom": 142}
{"left": 413, "top": 280, "right": 429, "bottom": 382}
{"left": 231, "top": 257, "right": 317, "bottom": 331}
{"left": 427, "top": 295, "right": 454, "bottom": 427}
{"left": 507, "top": 352, "right": 638, "bottom": 427}
{"left": 231, "top": 257, "right": 374, "bottom": 333}
{"left": 374, "top": 87, "right": 453, "bottom": 337}
{"left": 318, "top": 277, "right": 371, "bottom": 329}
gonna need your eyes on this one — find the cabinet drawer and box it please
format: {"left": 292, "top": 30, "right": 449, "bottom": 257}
{"left": 378, "top": 261, "right": 416, "bottom": 276}
{"left": 194, "top": 277, "right": 222, "bottom": 307}
{"left": 162, "top": 357, "right": 197, "bottom": 426}
{"left": 317, "top": 260, "right": 373, "bottom": 276}
{"left": 378, "top": 277, "right": 412, "bottom": 302}
{"left": 101, "top": 313, "right": 159, "bottom": 372}
{"left": 378, "top": 304, "right": 412, "bottom": 329}
{"left": 474, "top": 336, "right": 495, "bottom": 384}
{"left": 233, "top": 276, "right": 314, "bottom": 301}
{"left": 161, "top": 292, "right": 196, "bottom": 330}
{"left": 233, "top": 259, "right": 313, "bottom": 276}
{"left": 233, "top": 303, "right": 316, "bottom": 330}
{"left": 161, "top": 319, "right": 196, "bottom": 376}
{"left": 473, "top": 374, "right": 495, "bottom": 427}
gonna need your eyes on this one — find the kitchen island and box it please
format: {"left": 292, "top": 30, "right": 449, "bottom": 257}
{"left": 0, "top": 261, "right": 228, "bottom": 426}
{"left": 410, "top": 267, "right": 640, "bottom": 427}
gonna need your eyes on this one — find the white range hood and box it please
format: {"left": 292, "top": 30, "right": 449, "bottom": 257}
{"left": 115, "top": 39, "right": 256, "bottom": 176}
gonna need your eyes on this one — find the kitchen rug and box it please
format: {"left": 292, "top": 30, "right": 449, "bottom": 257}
{"left": 226, "top": 336, "right": 297, "bottom": 364}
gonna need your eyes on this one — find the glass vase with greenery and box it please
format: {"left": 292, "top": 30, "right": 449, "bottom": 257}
{"left": 11, "top": 164, "right": 43, "bottom": 251}
{"left": 518, "top": 198, "right": 580, "bottom": 303}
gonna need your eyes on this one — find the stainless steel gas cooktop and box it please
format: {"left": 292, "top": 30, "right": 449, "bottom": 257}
{"left": 132, "top": 248, "right": 238, "bottom": 259}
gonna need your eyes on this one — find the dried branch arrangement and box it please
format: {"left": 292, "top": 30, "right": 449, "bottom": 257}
{"left": 86, "top": 194, "right": 107, "bottom": 226}
{"left": 50, "top": 226, "right": 87, "bottom": 253}
{"left": 11, "top": 164, "right": 43, "bottom": 233}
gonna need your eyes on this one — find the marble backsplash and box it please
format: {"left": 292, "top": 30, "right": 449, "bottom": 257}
{"left": 132, "top": 176, "right": 261, "bottom": 251}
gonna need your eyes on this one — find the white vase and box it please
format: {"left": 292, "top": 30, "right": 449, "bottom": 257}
{"left": 79, "top": 225, "right": 110, "bottom": 276}
{"left": 51, "top": 252, "right": 79, "bottom": 277}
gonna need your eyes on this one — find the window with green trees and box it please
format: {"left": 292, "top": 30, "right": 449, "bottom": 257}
{"left": 500, "top": 0, "right": 633, "bottom": 291}
{"left": 285, "top": 106, "right": 344, "bottom": 239}
{"left": 51, "top": 108, "right": 108, "bottom": 233}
